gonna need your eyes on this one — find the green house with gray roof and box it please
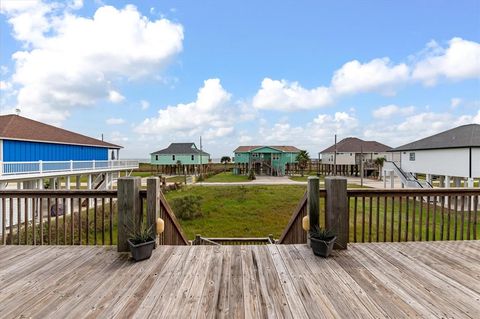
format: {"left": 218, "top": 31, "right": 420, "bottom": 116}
{"left": 233, "top": 145, "right": 301, "bottom": 176}
{"left": 150, "top": 143, "right": 210, "bottom": 165}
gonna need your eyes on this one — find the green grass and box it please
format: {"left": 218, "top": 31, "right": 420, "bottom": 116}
{"left": 131, "top": 171, "right": 155, "bottom": 178}
{"left": 203, "top": 172, "right": 251, "bottom": 183}
{"left": 164, "top": 185, "right": 306, "bottom": 239}
{"left": 166, "top": 175, "right": 187, "bottom": 183}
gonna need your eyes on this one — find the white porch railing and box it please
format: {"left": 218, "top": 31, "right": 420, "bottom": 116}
{"left": 0, "top": 160, "right": 139, "bottom": 177}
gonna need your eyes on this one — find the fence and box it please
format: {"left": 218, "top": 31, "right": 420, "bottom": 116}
{"left": 278, "top": 177, "right": 480, "bottom": 246}
{"left": 0, "top": 177, "right": 188, "bottom": 248}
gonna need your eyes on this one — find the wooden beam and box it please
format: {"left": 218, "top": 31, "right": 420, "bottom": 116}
{"left": 117, "top": 177, "right": 141, "bottom": 252}
{"left": 325, "top": 176, "right": 348, "bottom": 250}
{"left": 147, "top": 177, "right": 160, "bottom": 246}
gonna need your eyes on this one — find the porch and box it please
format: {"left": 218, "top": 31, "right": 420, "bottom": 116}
{"left": 0, "top": 241, "right": 478, "bottom": 318}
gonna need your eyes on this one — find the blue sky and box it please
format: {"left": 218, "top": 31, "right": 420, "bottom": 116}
{"left": 1, "top": 0, "right": 479, "bottom": 158}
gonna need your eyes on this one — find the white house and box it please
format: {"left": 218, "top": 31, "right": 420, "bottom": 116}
{"left": 388, "top": 124, "right": 480, "bottom": 188}
{"left": 319, "top": 137, "right": 400, "bottom": 176}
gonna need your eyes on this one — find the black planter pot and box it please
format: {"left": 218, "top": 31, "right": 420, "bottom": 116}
{"left": 127, "top": 238, "right": 155, "bottom": 262}
{"left": 310, "top": 236, "right": 337, "bottom": 258}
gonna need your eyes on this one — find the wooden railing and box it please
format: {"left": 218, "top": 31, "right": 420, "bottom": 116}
{"left": 348, "top": 188, "right": 479, "bottom": 243}
{"left": 0, "top": 177, "right": 189, "bottom": 247}
{"left": 277, "top": 192, "right": 309, "bottom": 244}
{"left": 279, "top": 177, "right": 480, "bottom": 247}
{"left": 0, "top": 190, "right": 117, "bottom": 245}
{"left": 139, "top": 189, "right": 189, "bottom": 246}
{"left": 192, "top": 236, "right": 274, "bottom": 245}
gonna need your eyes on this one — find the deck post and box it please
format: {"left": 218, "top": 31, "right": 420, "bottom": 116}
{"left": 147, "top": 177, "right": 160, "bottom": 247}
{"left": 307, "top": 176, "right": 320, "bottom": 247}
{"left": 117, "top": 177, "right": 141, "bottom": 252}
{"left": 325, "top": 176, "right": 348, "bottom": 250}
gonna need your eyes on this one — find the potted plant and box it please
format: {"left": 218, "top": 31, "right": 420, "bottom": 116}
{"left": 127, "top": 222, "right": 155, "bottom": 262}
{"left": 309, "top": 225, "right": 336, "bottom": 258}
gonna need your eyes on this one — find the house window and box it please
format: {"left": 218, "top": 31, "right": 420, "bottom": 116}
{"left": 172, "top": 155, "right": 176, "bottom": 161}
{"left": 409, "top": 152, "right": 415, "bottom": 161}
{"left": 155, "top": 155, "right": 158, "bottom": 161}
{"left": 191, "top": 155, "right": 194, "bottom": 161}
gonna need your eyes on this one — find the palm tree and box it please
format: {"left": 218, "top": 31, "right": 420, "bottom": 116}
{"left": 295, "top": 150, "right": 310, "bottom": 177}
{"left": 220, "top": 156, "right": 231, "bottom": 172}
{"left": 374, "top": 157, "right": 386, "bottom": 180}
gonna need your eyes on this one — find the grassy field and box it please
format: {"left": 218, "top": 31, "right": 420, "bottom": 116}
{"left": 164, "top": 185, "right": 306, "bottom": 239}
{"left": 203, "top": 172, "right": 251, "bottom": 183}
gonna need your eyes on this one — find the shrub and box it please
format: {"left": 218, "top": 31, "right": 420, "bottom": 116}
{"left": 171, "top": 195, "right": 203, "bottom": 220}
{"left": 248, "top": 169, "right": 256, "bottom": 180}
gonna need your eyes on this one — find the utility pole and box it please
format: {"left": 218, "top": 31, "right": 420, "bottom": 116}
{"left": 199, "top": 136, "right": 203, "bottom": 178}
{"left": 333, "top": 134, "right": 337, "bottom": 175}
{"left": 360, "top": 144, "right": 364, "bottom": 187}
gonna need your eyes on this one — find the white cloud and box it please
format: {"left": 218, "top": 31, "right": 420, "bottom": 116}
{"left": 450, "top": 98, "right": 462, "bottom": 109}
{"left": 2, "top": 2, "right": 183, "bottom": 123}
{"left": 108, "top": 90, "right": 125, "bottom": 103}
{"left": 135, "top": 79, "right": 234, "bottom": 137}
{"left": 106, "top": 117, "right": 125, "bottom": 125}
{"left": 372, "top": 104, "right": 415, "bottom": 119}
{"left": 252, "top": 78, "right": 333, "bottom": 111}
{"left": 412, "top": 38, "right": 480, "bottom": 85}
{"left": 331, "top": 58, "right": 409, "bottom": 95}
{"left": 252, "top": 38, "right": 479, "bottom": 111}
{"left": 140, "top": 100, "right": 150, "bottom": 110}
{"left": 0, "top": 80, "right": 12, "bottom": 91}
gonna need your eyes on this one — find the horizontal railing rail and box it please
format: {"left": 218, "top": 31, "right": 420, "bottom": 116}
{"left": 193, "top": 236, "right": 274, "bottom": 245}
{"left": 0, "top": 160, "right": 139, "bottom": 177}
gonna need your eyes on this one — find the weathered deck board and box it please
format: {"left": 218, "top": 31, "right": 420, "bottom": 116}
{"left": 0, "top": 241, "right": 479, "bottom": 318}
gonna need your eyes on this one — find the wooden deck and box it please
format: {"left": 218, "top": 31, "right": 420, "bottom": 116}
{"left": 0, "top": 241, "right": 479, "bottom": 318}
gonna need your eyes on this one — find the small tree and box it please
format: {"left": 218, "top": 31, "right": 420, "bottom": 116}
{"left": 248, "top": 168, "right": 256, "bottom": 180}
{"left": 220, "top": 156, "right": 231, "bottom": 172}
{"left": 374, "top": 157, "right": 386, "bottom": 180}
{"left": 295, "top": 150, "right": 310, "bottom": 177}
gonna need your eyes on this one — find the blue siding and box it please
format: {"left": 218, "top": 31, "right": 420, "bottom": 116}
{"left": 2, "top": 140, "right": 108, "bottom": 162}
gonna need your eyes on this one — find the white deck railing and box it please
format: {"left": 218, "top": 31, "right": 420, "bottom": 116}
{"left": 0, "top": 160, "right": 139, "bottom": 177}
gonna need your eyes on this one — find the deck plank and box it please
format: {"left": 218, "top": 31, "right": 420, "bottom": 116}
{"left": 0, "top": 241, "right": 478, "bottom": 318}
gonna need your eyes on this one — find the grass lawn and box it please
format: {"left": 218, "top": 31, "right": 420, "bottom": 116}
{"left": 166, "top": 175, "right": 187, "bottom": 183}
{"left": 164, "top": 185, "right": 306, "bottom": 239}
{"left": 203, "top": 172, "right": 251, "bottom": 183}
{"left": 131, "top": 171, "right": 155, "bottom": 178}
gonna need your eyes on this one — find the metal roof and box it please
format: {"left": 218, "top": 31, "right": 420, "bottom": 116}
{"left": 391, "top": 124, "right": 480, "bottom": 151}
{"left": 320, "top": 137, "right": 392, "bottom": 153}
{"left": 0, "top": 114, "right": 121, "bottom": 149}
{"left": 151, "top": 143, "right": 210, "bottom": 156}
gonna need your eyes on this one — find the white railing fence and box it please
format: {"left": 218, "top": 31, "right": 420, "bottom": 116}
{"left": 0, "top": 160, "right": 139, "bottom": 177}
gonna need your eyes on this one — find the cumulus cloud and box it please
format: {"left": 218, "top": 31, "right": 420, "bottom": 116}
{"left": 140, "top": 100, "right": 150, "bottom": 110}
{"left": 135, "top": 79, "right": 234, "bottom": 138}
{"left": 331, "top": 58, "right": 409, "bottom": 95}
{"left": 253, "top": 38, "right": 479, "bottom": 111}
{"left": 372, "top": 104, "right": 415, "bottom": 119}
{"left": 1, "top": 2, "right": 183, "bottom": 123}
{"left": 252, "top": 78, "right": 333, "bottom": 111}
{"left": 106, "top": 117, "right": 125, "bottom": 125}
{"left": 412, "top": 38, "right": 480, "bottom": 85}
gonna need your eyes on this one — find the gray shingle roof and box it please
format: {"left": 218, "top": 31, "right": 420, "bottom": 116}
{"left": 391, "top": 124, "right": 480, "bottom": 151}
{"left": 320, "top": 137, "right": 392, "bottom": 153}
{"left": 151, "top": 143, "right": 210, "bottom": 156}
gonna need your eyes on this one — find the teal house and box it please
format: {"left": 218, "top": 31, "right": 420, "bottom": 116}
{"left": 233, "top": 145, "right": 301, "bottom": 176}
{"left": 150, "top": 143, "right": 210, "bottom": 175}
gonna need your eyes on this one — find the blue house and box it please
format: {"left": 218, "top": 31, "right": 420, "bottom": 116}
{"left": 0, "top": 114, "right": 138, "bottom": 188}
